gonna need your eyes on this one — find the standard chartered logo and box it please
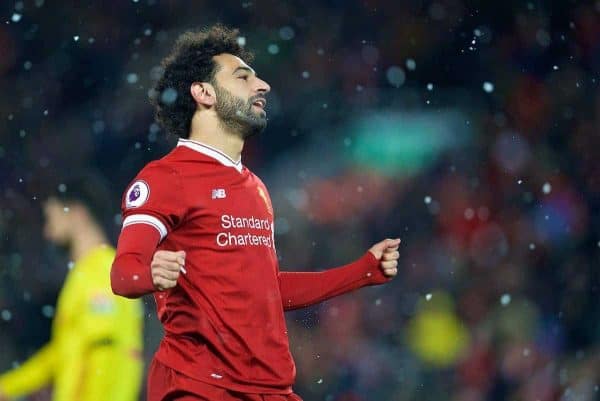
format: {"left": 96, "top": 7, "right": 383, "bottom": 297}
{"left": 216, "top": 214, "right": 274, "bottom": 248}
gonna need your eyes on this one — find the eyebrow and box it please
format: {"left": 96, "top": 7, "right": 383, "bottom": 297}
{"left": 232, "top": 66, "right": 255, "bottom": 75}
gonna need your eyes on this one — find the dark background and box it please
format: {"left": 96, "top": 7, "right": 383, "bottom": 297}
{"left": 0, "top": 1, "right": 598, "bottom": 400}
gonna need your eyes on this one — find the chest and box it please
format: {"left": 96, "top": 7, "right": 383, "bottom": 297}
{"left": 53, "top": 269, "right": 85, "bottom": 331}
{"left": 182, "top": 171, "right": 274, "bottom": 238}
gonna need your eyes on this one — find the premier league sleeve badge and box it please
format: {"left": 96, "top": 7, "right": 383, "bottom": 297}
{"left": 125, "top": 180, "right": 150, "bottom": 208}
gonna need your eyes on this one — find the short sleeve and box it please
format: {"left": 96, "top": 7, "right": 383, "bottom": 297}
{"left": 121, "top": 163, "right": 186, "bottom": 241}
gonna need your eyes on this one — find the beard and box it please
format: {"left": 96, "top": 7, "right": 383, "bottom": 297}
{"left": 212, "top": 82, "right": 267, "bottom": 139}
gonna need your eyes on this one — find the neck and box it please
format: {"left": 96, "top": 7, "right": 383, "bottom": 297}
{"left": 188, "top": 110, "right": 245, "bottom": 162}
{"left": 69, "top": 221, "right": 109, "bottom": 262}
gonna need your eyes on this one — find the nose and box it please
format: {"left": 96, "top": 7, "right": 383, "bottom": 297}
{"left": 256, "top": 77, "right": 271, "bottom": 95}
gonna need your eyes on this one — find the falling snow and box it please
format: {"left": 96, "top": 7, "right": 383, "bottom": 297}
{"left": 160, "top": 88, "right": 178, "bottom": 104}
{"left": 279, "top": 26, "right": 295, "bottom": 40}
{"left": 126, "top": 73, "right": 139, "bottom": 84}
{"left": 1, "top": 310, "right": 12, "bottom": 321}
{"left": 1, "top": 5, "right": 597, "bottom": 400}
{"left": 41, "top": 305, "right": 55, "bottom": 318}
{"left": 542, "top": 182, "right": 552, "bottom": 194}
{"left": 483, "top": 82, "right": 495, "bottom": 93}
{"left": 386, "top": 66, "right": 406, "bottom": 87}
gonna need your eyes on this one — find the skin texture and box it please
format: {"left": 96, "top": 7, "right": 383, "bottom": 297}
{"left": 209, "top": 53, "right": 271, "bottom": 139}
{"left": 212, "top": 77, "right": 268, "bottom": 139}
{"left": 187, "top": 54, "right": 270, "bottom": 162}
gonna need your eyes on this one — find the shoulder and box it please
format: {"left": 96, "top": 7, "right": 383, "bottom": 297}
{"left": 124, "top": 165, "right": 165, "bottom": 207}
{"left": 123, "top": 158, "right": 183, "bottom": 207}
{"left": 124, "top": 147, "right": 182, "bottom": 191}
{"left": 136, "top": 145, "right": 193, "bottom": 177}
{"left": 248, "top": 170, "right": 269, "bottom": 190}
{"left": 76, "top": 246, "right": 116, "bottom": 273}
{"left": 93, "top": 246, "right": 117, "bottom": 268}
{"left": 138, "top": 155, "right": 180, "bottom": 179}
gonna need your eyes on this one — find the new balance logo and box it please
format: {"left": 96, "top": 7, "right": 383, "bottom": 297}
{"left": 212, "top": 189, "right": 226, "bottom": 199}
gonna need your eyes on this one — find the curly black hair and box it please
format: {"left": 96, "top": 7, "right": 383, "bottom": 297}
{"left": 151, "top": 24, "right": 253, "bottom": 138}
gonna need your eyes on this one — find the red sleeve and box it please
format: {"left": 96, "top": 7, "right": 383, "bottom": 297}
{"left": 121, "top": 163, "right": 186, "bottom": 241}
{"left": 111, "top": 224, "right": 160, "bottom": 298}
{"left": 278, "top": 252, "right": 391, "bottom": 311}
{"left": 112, "top": 162, "right": 186, "bottom": 298}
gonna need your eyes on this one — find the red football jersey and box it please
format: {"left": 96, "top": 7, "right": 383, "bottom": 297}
{"left": 121, "top": 139, "right": 295, "bottom": 393}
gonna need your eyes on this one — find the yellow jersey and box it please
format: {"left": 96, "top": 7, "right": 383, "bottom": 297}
{"left": 0, "top": 245, "right": 144, "bottom": 401}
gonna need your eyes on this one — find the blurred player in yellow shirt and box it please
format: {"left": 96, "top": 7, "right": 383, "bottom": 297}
{"left": 0, "top": 174, "right": 144, "bottom": 401}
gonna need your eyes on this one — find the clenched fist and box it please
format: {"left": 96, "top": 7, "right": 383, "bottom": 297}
{"left": 151, "top": 250, "right": 186, "bottom": 291}
{"left": 368, "top": 238, "right": 401, "bottom": 278}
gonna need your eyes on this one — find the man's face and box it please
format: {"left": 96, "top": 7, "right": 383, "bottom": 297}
{"left": 211, "top": 54, "right": 271, "bottom": 138}
{"left": 43, "top": 197, "right": 71, "bottom": 244}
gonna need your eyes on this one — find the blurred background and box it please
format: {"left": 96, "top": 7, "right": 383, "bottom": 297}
{"left": 0, "top": 0, "right": 599, "bottom": 400}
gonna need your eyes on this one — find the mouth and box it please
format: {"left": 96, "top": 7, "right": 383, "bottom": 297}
{"left": 252, "top": 98, "right": 267, "bottom": 109}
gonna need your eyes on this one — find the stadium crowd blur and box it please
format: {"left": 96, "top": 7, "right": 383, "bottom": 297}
{"left": 0, "top": 1, "right": 598, "bottom": 400}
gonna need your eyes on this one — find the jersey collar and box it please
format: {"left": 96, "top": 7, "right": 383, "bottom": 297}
{"left": 177, "top": 138, "right": 243, "bottom": 173}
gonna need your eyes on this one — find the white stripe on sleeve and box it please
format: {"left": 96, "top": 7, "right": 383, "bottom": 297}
{"left": 122, "top": 214, "right": 168, "bottom": 240}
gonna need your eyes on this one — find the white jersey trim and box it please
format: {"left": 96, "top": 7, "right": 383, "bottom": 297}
{"left": 177, "top": 138, "right": 243, "bottom": 173}
{"left": 122, "top": 214, "right": 168, "bottom": 240}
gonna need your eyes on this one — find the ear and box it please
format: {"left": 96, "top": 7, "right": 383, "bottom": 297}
{"left": 190, "top": 82, "right": 216, "bottom": 108}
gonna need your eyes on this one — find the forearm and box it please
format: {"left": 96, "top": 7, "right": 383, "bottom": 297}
{"left": 278, "top": 252, "right": 388, "bottom": 311}
{"left": 0, "top": 343, "right": 56, "bottom": 398}
{"left": 111, "top": 224, "right": 159, "bottom": 298}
